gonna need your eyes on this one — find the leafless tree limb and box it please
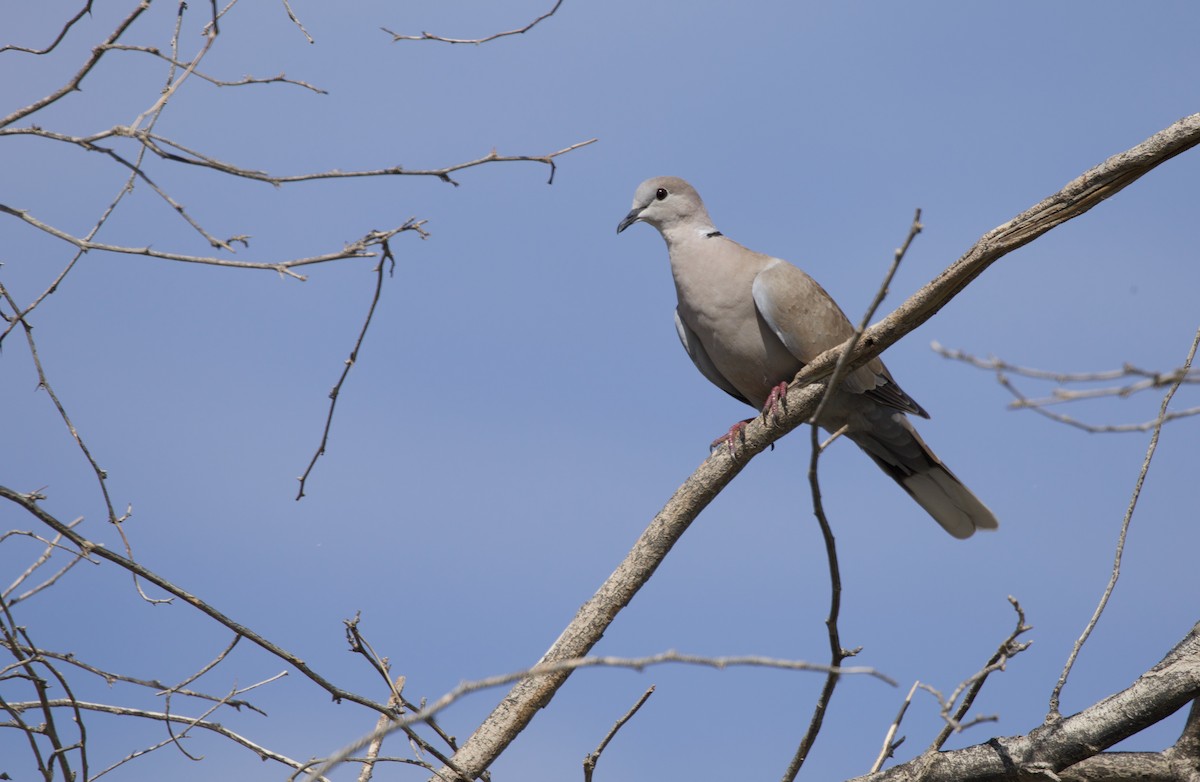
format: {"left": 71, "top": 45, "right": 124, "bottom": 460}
{"left": 582, "top": 685, "right": 655, "bottom": 782}
{"left": 383, "top": 0, "right": 565, "bottom": 45}
{"left": 4, "top": 698, "right": 327, "bottom": 780}
{"left": 872, "top": 681, "right": 920, "bottom": 774}
{"left": 0, "top": 0, "right": 95, "bottom": 55}
{"left": 0, "top": 281, "right": 125, "bottom": 526}
{"left": 281, "top": 0, "right": 316, "bottom": 44}
{"left": 0, "top": 586, "right": 87, "bottom": 782}
{"left": 0, "top": 208, "right": 428, "bottom": 283}
{"left": 344, "top": 615, "right": 465, "bottom": 777}
{"left": 430, "top": 112, "right": 1200, "bottom": 782}
{"left": 2, "top": 518, "right": 87, "bottom": 606}
{"left": 0, "top": 486, "right": 397, "bottom": 717}
{"left": 101, "top": 43, "right": 328, "bottom": 92}
{"left": 845, "top": 623, "right": 1200, "bottom": 782}
{"left": 31, "top": 129, "right": 597, "bottom": 187}
{"left": 1049, "top": 325, "right": 1200, "bottom": 718}
{"left": 932, "top": 343, "right": 1200, "bottom": 432}
{"left": 926, "top": 596, "right": 1033, "bottom": 751}
{"left": 0, "top": 2, "right": 150, "bottom": 128}
{"left": 310, "top": 651, "right": 890, "bottom": 781}
{"left": 297, "top": 238, "right": 413, "bottom": 500}
{"left": 0, "top": 640, "right": 267, "bottom": 715}
{"left": 782, "top": 208, "right": 923, "bottom": 782}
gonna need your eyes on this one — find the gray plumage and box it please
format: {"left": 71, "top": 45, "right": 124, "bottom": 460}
{"left": 617, "top": 176, "right": 997, "bottom": 539}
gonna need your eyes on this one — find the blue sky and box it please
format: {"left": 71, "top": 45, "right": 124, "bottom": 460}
{"left": 2, "top": 2, "right": 1199, "bottom": 780}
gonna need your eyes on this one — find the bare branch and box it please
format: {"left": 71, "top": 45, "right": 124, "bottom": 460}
{"left": 0, "top": 282, "right": 122, "bottom": 524}
{"left": 0, "top": 2, "right": 150, "bottom": 128}
{"left": 310, "top": 650, "right": 891, "bottom": 781}
{"left": 5, "top": 699, "right": 329, "bottom": 780}
{"left": 1166, "top": 697, "right": 1200, "bottom": 782}
{"left": 297, "top": 238, "right": 412, "bottom": 500}
{"left": 1049, "top": 325, "right": 1200, "bottom": 718}
{"left": 0, "top": 639, "right": 268, "bottom": 714}
{"left": 0, "top": 487, "right": 397, "bottom": 718}
{"left": 100, "top": 44, "right": 328, "bottom": 92}
{"left": 343, "top": 615, "right": 465, "bottom": 776}
{"left": 583, "top": 686, "right": 656, "bottom": 782}
{"left": 783, "top": 208, "right": 923, "bottom": 782}
{"left": 131, "top": 131, "right": 599, "bottom": 186}
{"left": 0, "top": 206, "right": 425, "bottom": 280}
{"left": 872, "top": 682, "right": 920, "bottom": 774}
{"left": 281, "top": 0, "right": 316, "bottom": 44}
{"left": 932, "top": 343, "right": 1200, "bottom": 432}
{"left": 847, "top": 623, "right": 1200, "bottom": 782}
{"left": 927, "top": 596, "right": 1033, "bottom": 750}
{"left": 0, "top": 0, "right": 95, "bottom": 55}
{"left": 431, "top": 112, "right": 1200, "bottom": 782}
{"left": 2, "top": 518, "right": 87, "bottom": 605}
{"left": 384, "top": 0, "right": 565, "bottom": 45}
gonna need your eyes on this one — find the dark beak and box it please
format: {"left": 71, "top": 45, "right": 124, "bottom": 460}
{"left": 616, "top": 207, "right": 643, "bottom": 234}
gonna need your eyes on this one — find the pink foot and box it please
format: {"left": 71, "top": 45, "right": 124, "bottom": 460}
{"left": 761, "top": 381, "right": 789, "bottom": 422}
{"left": 711, "top": 418, "right": 752, "bottom": 456}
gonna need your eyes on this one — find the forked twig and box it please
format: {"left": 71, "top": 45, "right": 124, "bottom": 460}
{"left": 927, "top": 596, "right": 1032, "bottom": 750}
{"left": 583, "top": 686, "right": 656, "bottom": 782}
{"left": 871, "top": 681, "right": 919, "bottom": 773}
{"left": 932, "top": 343, "right": 1200, "bottom": 433}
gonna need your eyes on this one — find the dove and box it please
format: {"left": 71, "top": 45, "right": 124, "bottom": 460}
{"left": 618, "top": 176, "right": 997, "bottom": 538}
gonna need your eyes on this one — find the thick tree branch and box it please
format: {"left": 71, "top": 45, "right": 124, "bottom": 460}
{"left": 431, "top": 113, "right": 1200, "bottom": 781}
{"left": 848, "top": 623, "right": 1200, "bottom": 782}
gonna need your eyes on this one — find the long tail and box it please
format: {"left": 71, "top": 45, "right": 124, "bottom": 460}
{"left": 845, "top": 415, "right": 998, "bottom": 539}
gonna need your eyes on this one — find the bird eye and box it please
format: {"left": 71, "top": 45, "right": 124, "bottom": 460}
{"left": 655, "top": 188, "right": 668, "bottom": 201}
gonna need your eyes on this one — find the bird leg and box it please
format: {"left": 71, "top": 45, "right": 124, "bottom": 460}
{"left": 710, "top": 419, "right": 753, "bottom": 455}
{"left": 760, "top": 381, "right": 789, "bottom": 423}
{"left": 710, "top": 382, "right": 791, "bottom": 456}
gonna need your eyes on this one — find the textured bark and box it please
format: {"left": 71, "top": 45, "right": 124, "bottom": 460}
{"left": 848, "top": 625, "right": 1200, "bottom": 782}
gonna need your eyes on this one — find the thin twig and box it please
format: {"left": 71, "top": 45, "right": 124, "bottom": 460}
{"left": 102, "top": 44, "right": 327, "bottom": 91}
{"left": 583, "top": 686, "right": 655, "bottom": 782}
{"left": 0, "top": 640, "right": 267, "bottom": 714}
{"left": 871, "top": 681, "right": 920, "bottom": 773}
{"left": 928, "top": 596, "right": 1033, "bottom": 750}
{"left": 2, "top": 518, "right": 86, "bottom": 604}
{"left": 1048, "top": 325, "right": 1200, "bottom": 719}
{"left": 384, "top": 0, "right": 564, "bottom": 45}
{"left": 132, "top": 131, "right": 599, "bottom": 186}
{"left": 4, "top": 699, "right": 329, "bottom": 780}
{"left": 344, "top": 615, "right": 464, "bottom": 774}
{"left": 0, "top": 0, "right": 95, "bottom": 55}
{"left": 781, "top": 209, "right": 922, "bottom": 782}
{"left": 932, "top": 343, "right": 1200, "bottom": 432}
{"left": 281, "top": 0, "right": 316, "bottom": 44}
{"left": 308, "top": 650, "right": 891, "bottom": 781}
{"left": 0, "top": 205, "right": 427, "bottom": 279}
{"left": 357, "top": 672, "right": 411, "bottom": 782}
{"left": 0, "top": 2, "right": 151, "bottom": 128}
{"left": 0, "top": 487, "right": 397, "bottom": 717}
{"left": 297, "top": 236, "right": 408, "bottom": 499}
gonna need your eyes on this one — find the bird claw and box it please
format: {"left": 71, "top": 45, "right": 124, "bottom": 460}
{"left": 710, "top": 384, "right": 789, "bottom": 457}
{"left": 710, "top": 419, "right": 752, "bottom": 456}
{"left": 760, "top": 381, "right": 789, "bottom": 423}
